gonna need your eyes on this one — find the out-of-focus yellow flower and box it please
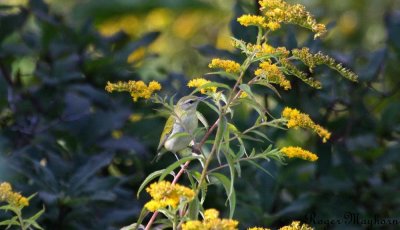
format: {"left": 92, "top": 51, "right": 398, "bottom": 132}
{"left": 105, "top": 80, "right": 161, "bottom": 102}
{"left": 282, "top": 107, "right": 331, "bottom": 142}
{"left": 111, "top": 130, "right": 123, "bottom": 139}
{"left": 239, "top": 91, "right": 248, "bottom": 98}
{"left": 127, "top": 47, "right": 146, "bottom": 64}
{"left": 237, "top": 14, "right": 266, "bottom": 28}
{"left": 0, "top": 182, "right": 29, "bottom": 207}
{"left": 98, "top": 15, "right": 140, "bottom": 37}
{"left": 182, "top": 209, "right": 239, "bottom": 230}
{"left": 144, "top": 181, "right": 195, "bottom": 212}
{"left": 259, "top": 0, "right": 327, "bottom": 39}
{"left": 255, "top": 61, "right": 291, "bottom": 90}
{"left": 280, "top": 146, "right": 318, "bottom": 161}
{"left": 209, "top": 58, "right": 241, "bottom": 73}
{"left": 187, "top": 78, "right": 217, "bottom": 94}
{"left": 279, "top": 221, "right": 313, "bottom": 230}
{"left": 129, "top": 113, "right": 143, "bottom": 122}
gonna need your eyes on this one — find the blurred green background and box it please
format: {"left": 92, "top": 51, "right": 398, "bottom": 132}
{"left": 0, "top": 0, "right": 399, "bottom": 229}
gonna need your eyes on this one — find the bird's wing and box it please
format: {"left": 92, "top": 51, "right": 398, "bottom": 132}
{"left": 157, "top": 115, "right": 175, "bottom": 152}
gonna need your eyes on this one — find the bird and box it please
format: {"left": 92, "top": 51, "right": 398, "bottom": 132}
{"left": 157, "top": 95, "right": 205, "bottom": 156}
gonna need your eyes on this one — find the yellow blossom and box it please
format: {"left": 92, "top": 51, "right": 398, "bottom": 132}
{"left": 129, "top": 113, "right": 143, "bottom": 122}
{"left": 0, "top": 182, "right": 29, "bottom": 207}
{"left": 248, "top": 228, "right": 271, "bottom": 230}
{"left": 291, "top": 47, "right": 358, "bottom": 82}
{"left": 281, "top": 107, "right": 331, "bottom": 142}
{"left": 246, "top": 43, "right": 289, "bottom": 59}
{"left": 182, "top": 209, "right": 239, "bottom": 230}
{"left": 105, "top": 80, "right": 161, "bottom": 102}
{"left": 144, "top": 181, "right": 195, "bottom": 212}
{"left": 259, "top": 0, "right": 327, "bottom": 39}
{"left": 127, "top": 47, "right": 146, "bottom": 64}
{"left": 266, "top": 21, "right": 281, "bottom": 31}
{"left": 237, "top": 14, "right": 266, "bottom": 28}
{"left": 111, "top": 130, "right": 123, "bottom": 139}
{"left": 255, "top": 62, "right": 291, "bottom": 90}
{"left": 239, "top": 91, "right": 248, "bottom": 98}
{"left": 279, "top": 221, "right": 313, "bottom": 230}
{"left": 187, "top": 78, "right": 217, "bottom": 94}
{"left": 208, "top": 58, "right": 241, "bottom": 73}
{"left": 280, "top": 146, "right": 318, "bottom": 161}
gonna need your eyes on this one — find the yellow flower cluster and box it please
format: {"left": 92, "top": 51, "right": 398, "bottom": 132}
{"left": 208, "top": 58, "right": 241, "bottom": 73}
{"left": 282, "top": 107, "right": 331, "bottom": 142}
{"left": 259, "top": 0, "right": 327, "bottom": 39}
{"left": 187, "top": 78, "right": 217, "bottom": 94}
{"left": 144, "top": 181, "right": 195, "bottom": 212}
{"left": 248, "top": 221, "right": 313, "bottom": 230}
{"left": 0, "top": 182, "right": 29, "bottom": 207}
{"left": 105, "top": 80, "right": 161, "bottom": 102}
{"left": 237, "top": 15, "right": 266, "bottom": 28}
{"left": 255, "top": 62, "right": 291, "bottom": 90}
{"left": 280, "top": 146, "right": 318, "bottom": 161}
{"left": 279, "top": 59, "right": 322, "bottom": 89}
{"left": 182, "top": 209, "right": 239, "bottom": 230}
{"left": 292, "top": 48, "right": 358, "bottom": 82}
{"left": 239, "top": 91, "right": 248, "bottom": 98}
{"left": 246, "top": 43, "right": 290, "bottom": 58}
{"left": 279, "top": 221, "right": 313, "bottom": 230}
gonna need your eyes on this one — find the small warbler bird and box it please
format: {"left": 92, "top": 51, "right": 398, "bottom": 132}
{"left": 157, "top": 95, "right": 205, "bottom": 154}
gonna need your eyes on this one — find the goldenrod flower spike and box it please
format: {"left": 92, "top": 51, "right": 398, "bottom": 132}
{"left": 254, "top": 61, "right": 291, "bottom": 90}
{"left": 144, "top": 181, "right": 195, "bottom": 212}
{"left": 237, "top": 14, "right": 267, "bottom": 28}
{"left": 187, "top": 78, "right": 217, "bottom": 94}
{"left": 105, "top": 80, "right": 161, "bottom": 102}
{"left": 208, "top": 58, "right": 241, "bottom": 73}
{"left": 280, "top": 146, "right": 318, "bottom": 161}
{"left": 282, "top": 107, "right": 331, "bottom": 142}
{"left": 279, "top": 221, "right": 314, "bottom": 230}
{"left": 182, "top": 208, "right": 239, "bottom": 230}
{"left": 0, "top": 182, "right": 29, "bottom": 207}
{"left": 259, "top": 0, "right": 327, "bottom": 39}
{"left": 292, "top": 47, "right": 358, "bottom": 82}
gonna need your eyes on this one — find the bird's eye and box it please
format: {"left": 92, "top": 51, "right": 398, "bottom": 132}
{"left": 188, "top": 100, "right": 194, "bottom": 104}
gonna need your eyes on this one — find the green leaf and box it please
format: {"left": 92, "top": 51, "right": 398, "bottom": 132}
{"left": 202, "top": 100, "right": 219, "bottom": 114}
{"left": 247, "top": 160, "right": 274, "bottom": 178}
{"left": 137, "top": 169, "right": 165, "bottom": 198}
{"left": 131, "top": 208, "right": 148, "bottom": 230}
{"left": 0, "top": 218, "right": 19, "bottom": 227}
{"left": 28, "top": 206, "right": 45, "bottom": 222}
{"left": 188, "top": 196, "right": 200, "bottom": 220}
{"left": 191, "top": 82, "right": 231, "bottom": 95}
{"left": 205, "top": 71, "right": 238, "bottom": 81}
{"left": 249, "top": 130, "right": 272, "bottom": 142}
{"left": 159, "top": 156, "right": 201, "bottom": 181}
{"left": 196, "top": 111, "right": 209, "bottom": 129}
{"left": 215, "top": 116, "right": 227, "bottom": 164}
{"left": 254, "top": 80, "right": 281, "bottom": 98}
{"left": 209, "top": 172, "right": 236, "bottom": 218}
